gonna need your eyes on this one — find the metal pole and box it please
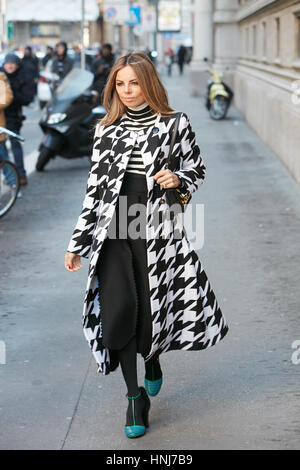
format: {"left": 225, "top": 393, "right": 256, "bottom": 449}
{"left": 1, "top": 0, "right": 7, "bottom": 52}
{"left": 154, "top": 0, "right": 158, "bottom": 52}
{"left": 153, "top": 0, "right": 158, "bottom": 66}
{"left": 81, "top": 0, "right": 86, "bottom": 70}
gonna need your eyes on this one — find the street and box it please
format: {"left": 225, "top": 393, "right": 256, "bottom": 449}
{"left": 0, "top": 65, "right": 300, "bottom": 450}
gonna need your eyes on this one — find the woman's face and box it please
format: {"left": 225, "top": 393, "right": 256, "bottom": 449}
{"left": 115, "top": 65, "right": 146, "bottom": 107}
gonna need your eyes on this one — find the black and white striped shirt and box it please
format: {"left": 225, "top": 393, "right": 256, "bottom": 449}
{"left": 123, "top": 102, "right": 157, "bottom": 175}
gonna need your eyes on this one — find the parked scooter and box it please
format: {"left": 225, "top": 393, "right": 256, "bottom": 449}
{"left": 36, "top": 68, "right": 106, "bottom": 171}
{"left": 205, "top": 69, "right": 233, "bottom": 120}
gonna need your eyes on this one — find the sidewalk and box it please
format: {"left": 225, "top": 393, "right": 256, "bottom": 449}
{"left": 0, "top": 65, "right": 300, "bottom": 449}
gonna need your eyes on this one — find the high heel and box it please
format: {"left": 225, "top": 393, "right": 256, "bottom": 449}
{"left": 124, "top": 386, "right": 151, "bottom": 438}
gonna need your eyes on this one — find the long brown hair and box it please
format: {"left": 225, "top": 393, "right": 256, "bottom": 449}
{"left": 98, "top": 51, "right": 175, "bottom": 127}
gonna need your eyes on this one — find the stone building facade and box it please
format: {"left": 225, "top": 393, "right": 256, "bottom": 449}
{"left": 189, "top": 0, "right": 300, "bottom": 184}
{"left": 5, "top": 0, "right": 100, "bottom": 49}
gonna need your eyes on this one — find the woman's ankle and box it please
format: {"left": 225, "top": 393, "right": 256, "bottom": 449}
{"left": 145, "top": 356, "right": 162, "bottom": 381}
{"left": 126, "top": 390, "right": 141, "bottom": 399}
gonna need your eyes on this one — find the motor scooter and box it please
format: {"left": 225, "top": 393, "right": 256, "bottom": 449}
{"left": 205, "top": 69, "right": 233, "bottom": 120}
{"left": 36, "top": 68, "right": 106, "bottom": 171}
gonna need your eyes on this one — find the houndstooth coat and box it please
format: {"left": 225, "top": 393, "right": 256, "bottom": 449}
{"left": 67, "top": 110, "right": 229, "bottom": 375}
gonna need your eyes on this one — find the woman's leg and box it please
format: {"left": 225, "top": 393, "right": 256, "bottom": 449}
{"left": 129, "top": 235, "right": 153, "bottom": 358}
{"left": 118, "top": 334, "right": 151, "bottom": 438}
{"left": 118, "top": 334, "right": 140, "bottom": 397}
{"left": 97, "top": 241, "right": 141, "bottom": 397}
{"left": 96, "top": 237, "right": 138, "bottom": 351}
{"left": 144, "top": 351, "right": 162, "bottom": 380}
{"left": 6, "top": 123, "right": 26, "bottom": 179}
{"left": 0, "top": 142, "right": 16, "bottom": 186}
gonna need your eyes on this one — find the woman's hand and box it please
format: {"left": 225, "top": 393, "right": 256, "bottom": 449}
{"left": 154, "top": 169, "right": 181, "bottom": 189}
{"left": 64, "top": 252, "right": 83, "bottom": 272}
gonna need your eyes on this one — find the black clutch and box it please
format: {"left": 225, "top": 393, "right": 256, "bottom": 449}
{"left": 164, "top": 112, "right": 192, "bottom": 214}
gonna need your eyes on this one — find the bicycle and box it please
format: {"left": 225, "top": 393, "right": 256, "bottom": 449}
{"left": 0, "top": 126, "right": 24, "bottom": 218}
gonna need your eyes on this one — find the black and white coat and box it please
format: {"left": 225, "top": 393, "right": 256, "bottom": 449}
{"left": 67, "top": 111, "right": 229, "bottom": 375}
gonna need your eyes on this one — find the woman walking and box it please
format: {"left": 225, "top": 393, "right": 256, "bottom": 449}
{"left": 64, "top": 51, "right": 228, "bottom": 439}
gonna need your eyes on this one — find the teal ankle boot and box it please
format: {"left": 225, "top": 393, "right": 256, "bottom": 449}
{"left": 124, "top": 386, "right": 151, "bottom": 438}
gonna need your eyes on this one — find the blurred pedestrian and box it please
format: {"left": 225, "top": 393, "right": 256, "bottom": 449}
{"left": 165, "top": 48, "right": 175, "bottom": 76}
{"left": 177, "top": 45, "right": 187, "bottom": 75}
{"left": 42, "top": 46, "right": 55, "bottom": 68}
{"left": 186, "top": 46, "right": 193, "bottom": 64}
{"left": 91, "top": 43, "right": 115, "bottom": 76}
{"left": 72, "top": 44, "right": 82, "bottom": 68}
{"left": 91, "top": 43, "right": 115, "bottom": 97}
{"left": 51, "top": 41, "right": 74, "bottom": 80}
{"left": 0, "top": 53, "right": 35, "bottom": 185}
{"left": 0, "top": 70, "right": 16, "bottom": 188}
{"left": 144, "top": 47, "right": 152, "bottom": 61}
{"left": 21, "top": 45, "right": 40, "bottom": 97}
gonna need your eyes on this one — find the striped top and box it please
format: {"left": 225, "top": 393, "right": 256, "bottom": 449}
{"left": 123, "top": 102, "right": 157, "bottom": 175}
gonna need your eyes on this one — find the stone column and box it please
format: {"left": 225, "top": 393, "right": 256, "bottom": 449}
{"left": 189, "top": 0, "right": 213, "bottom": 97}
{"left": 213, "top": 0, "right": 239, "bottom": 91}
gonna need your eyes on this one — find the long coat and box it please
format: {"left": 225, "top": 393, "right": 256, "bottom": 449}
{"left": 67, "top": 110, "right": 229, "bottom": 375}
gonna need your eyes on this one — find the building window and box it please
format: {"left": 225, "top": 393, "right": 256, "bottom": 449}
{"left": 291, "top": 12, "right": 300, "bottom": 68}
{"left": 262, "top": 21, "right": 267, "bottom": 59}
{"left": 246, "top": 26, "right": 249, "bottom": 56}
{"left": 297, "top": 14, "right": 300, "bottom": 58}
{"left": 253, "top": 24, "right": 257, "bottom": 56}
{"left": 275, "top": 17, "right": 280, "bottom": 60}
{"left": 31, "top": 23, "right": 60, "bottom": 38}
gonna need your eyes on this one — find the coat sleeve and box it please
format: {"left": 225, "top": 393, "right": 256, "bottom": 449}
{"left": 66, "top": 123, "right": 103, "bottom": 259}
{"left": 0, "top": 72, "right": 13, "bottom": 110}
{"left": 12, "top": 74, "right": 35, "bottom": 107}
{"left": 173, "top": 112, "right": 206, "bottom": 195}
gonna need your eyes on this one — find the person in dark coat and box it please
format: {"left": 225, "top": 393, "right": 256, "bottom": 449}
{"left": 0, "top": 71, "right": 15, "bottom": 188}
{"left": 42, "top": 46, "right": 55, "bottom": 68}
{"left": 21, "top": 46, "right": 39, "bottom": 96}
{"left": 51, "top": 41, "right": 74, "bottom": 80}
{"left": 177, "top": 44, "right": 187, "bottom": 75}
{"left": 64, "top": 51, "right": 229, "bottom": 439}
{"left": 1, "top": 53, "right": 35, "bottom": 185}
{"left": 90, "top": 43, "right": 115, "bottom": 99}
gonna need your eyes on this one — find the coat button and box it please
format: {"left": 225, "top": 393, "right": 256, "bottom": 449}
{"left": 109, "top": 156, "right": 114, "bottom": 163}
{"left": 159, "top": 198, "right": 165, "bottom": 204}
{"left": 116, "top": 129, "right": 122, "bottom": 137}
{"left": 152, "top": 127, "right": 159, "bottom": 134}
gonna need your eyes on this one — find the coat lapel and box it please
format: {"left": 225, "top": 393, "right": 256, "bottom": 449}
{"left": 112, "top": 111, "right": 177, "bottom": 196}
{"left": 105, "top": 112, "right": 164, "bottom": 196}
